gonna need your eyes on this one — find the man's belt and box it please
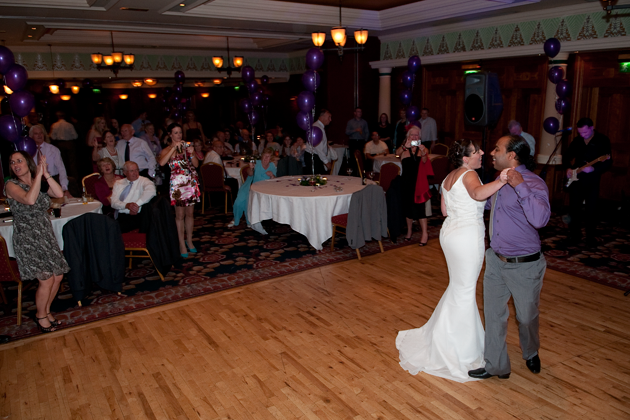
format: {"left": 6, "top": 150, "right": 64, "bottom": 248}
{"left": 494, "top": 251, "right": 541, "bottom": 264}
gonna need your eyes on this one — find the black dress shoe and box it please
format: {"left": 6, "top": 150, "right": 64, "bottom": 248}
{"left": 0, "top": 335, "right": 10, "bottom": 344}
{"left": 468, "top": 368, "right": 510, "bottom": 379}
{"left": 526, "top": 355, "right": 541, "bottom": 374}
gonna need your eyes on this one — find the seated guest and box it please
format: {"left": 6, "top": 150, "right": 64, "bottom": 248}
{"left": 92, "top": 130, "right": 122, "bottom": 175}
{"left": 30, "top": 125, "right": 73, "bottom": 198}
{"left": 228, "top": 147, "right": 277, "bottom": 228}
{"left": 141, "top": 123, "right": 162, "bottom": 157}
{"left": 111, "top": 161, "right": 156, "bottom": 233}
{"left": 280, "top": 135, "right": 293, "bottom": 157}
{"left": 94, "top": 157, "right": 123, "bottom": 217}
{"left": 235, "top": 129, "right": 258, "bottom": 155}
{"left": 203, "top": 140, "right": 239, "bottom": 197}
{"left": 216, "top": 131, "right": 234, "bottom": 156}
{"left": 192, "top": 139, "right": 206, "bottom": 163}
{"left": 291, "top": 136, "right": 306, "bottom": 168}
{"left": 116, "top": 124, "right": 157, "bottom": 178}
{"left": 364, "top": 131, "right": 389, "bottom": 171}
{"left": 258, "top": 131, "right": 281, "bottom": 155}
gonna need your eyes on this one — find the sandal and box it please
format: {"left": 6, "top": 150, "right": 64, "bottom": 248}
{"left": 47, "top": 313, "right": 61, "bottom": 327}
{"left": 36, "top": 316, "right": 57, "bottom": 333}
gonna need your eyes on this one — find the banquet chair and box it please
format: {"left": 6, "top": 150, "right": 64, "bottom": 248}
{"left": 429, "top": 155, "right": 450, "bottom": 187}
{"left": 431, "top": 143, "right": 449, "bottom": 156}
{"left": 0, "top": 236, "right": 23, "bottom": 325}
{"left": 354, "top": 150, "right": 365, "bottom": 179}
{"left": 379, "top": 163, "right": 401, "bottom": 193}
{"left": 122, "top": 230, "right": 164, "bottom": 281}
{"left": 82, "top": 172, "right": 100, "bottom": 198}
{"left": 200, "top": 163, "right": 232, "bottom": 214}
{"left": 240, "top": 165, "right": 250, "bottom": 184}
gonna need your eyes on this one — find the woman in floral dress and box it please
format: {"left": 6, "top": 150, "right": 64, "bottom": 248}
{"left": 158, "top": 123, "right": 200, "bottom": 257}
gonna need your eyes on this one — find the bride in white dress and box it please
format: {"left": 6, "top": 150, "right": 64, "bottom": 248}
{"left": 396, "top": 140, "right": 509, "bottom": 382}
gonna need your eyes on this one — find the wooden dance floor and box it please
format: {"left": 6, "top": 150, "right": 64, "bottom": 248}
{"left": 1, "top": 243, "right": 628, "bottom": 419}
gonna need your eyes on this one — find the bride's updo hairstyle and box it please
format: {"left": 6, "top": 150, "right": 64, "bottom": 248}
{"left": 448, "top": 139, "right": 480, "bottom": 168}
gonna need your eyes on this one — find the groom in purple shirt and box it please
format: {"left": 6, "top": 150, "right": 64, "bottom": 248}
{"left": 469, "top": 135, "right": 551, "bottom": 380}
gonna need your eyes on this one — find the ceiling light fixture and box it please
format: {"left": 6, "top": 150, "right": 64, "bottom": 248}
{"left": 312, "top": 0, "right": 368, "bottom": 60}
{"left": 604, "top": 0, "right": 630, "bottom": 14}
{"left": 49, "top": 84, "right": 59, "bottom": 94}
{"left": 213, "top": 79, "right": 222, "bottom": 85}
{"left": 201, "top": 92, "right": 210, "bottom": 98}
{"left": 60, "top": 95, "right": 71, "bottom": 101}
{"left": 148, "top": 93, "right": 157, "bottom": 99}
{"left": 144, "top": 78, "right": 157, "bottom": 86}
{"left": 131, "top": 80, "right": 143, "bottom": 87}
{"left": 71, "top": 85, "right": 80, "bottom": 94}
{"left": 213, "top": 37, "right": 243, "bottom": 77}
{"left": 3, "top": 85, "right": 13, "bottom": 95}
{"left": 91, "top": 32, "right": 135, "bottom": 76}
{"left": 119, "top": 94, "right": 129, "bottom": 100}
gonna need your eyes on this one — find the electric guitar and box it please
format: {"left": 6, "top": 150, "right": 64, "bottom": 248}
{"left": 566, "top": 154, "right": 610, "bottom": 187}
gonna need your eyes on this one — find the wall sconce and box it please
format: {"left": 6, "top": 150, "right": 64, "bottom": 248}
{"left": 49, "top": 84, "right": 60, "bottom": 94}
{"left": 148, "top": 93, "right": 157, "bottom": 99}
{"left": 201, "top": 92, "right": 210, "bottom": 98}
{"left": 131, "top": 80, "right": 143, "bottom": 87}
{"left": 144, "top": 78, "right": 158, "bottom": 86}
{"left": 71, "top": 85, "right": 80, "bottom": 94}
{"left": 119, "top": 94, "right": 128, "bottom": 100}
{"left": 60, "top": 95, "right": 71, "bottom": 101}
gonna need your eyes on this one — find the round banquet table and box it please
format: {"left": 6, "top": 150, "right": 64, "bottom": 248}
{"left": 0, "top": 200, "right": 102, "bottom": 257}
{"left": 248, "top": 175, "right": 365, "bottom": 250}
{"left": 373, "top": 153, "right": 440, "bottom": 173}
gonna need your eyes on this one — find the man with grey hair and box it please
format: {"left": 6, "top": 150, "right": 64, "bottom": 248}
{"left": 111, "top": 161, "right": 156, "bottom": 232}
{"left": 116, "top": 124, "right": 157, "bottom": 178}
{"left": 508, "top": 120, "right": 536, "bottom": 156}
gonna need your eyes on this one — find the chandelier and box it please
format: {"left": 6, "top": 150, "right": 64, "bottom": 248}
{"left": 91, "top": 32, "right": 135, "bottom": 76}
{"left": 213, "top": 37, "right": 243, "bottom": 77}
{"left": 311, "top": 1, "right": 368, "bottom": 60}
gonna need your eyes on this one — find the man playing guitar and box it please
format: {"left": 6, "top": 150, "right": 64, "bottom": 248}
{"left": 563, "top": 117, "right": 612, "bottom": 247}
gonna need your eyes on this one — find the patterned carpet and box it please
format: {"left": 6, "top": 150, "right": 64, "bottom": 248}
{"left": 1, "top": 199, "right": 628, "bottom": 341}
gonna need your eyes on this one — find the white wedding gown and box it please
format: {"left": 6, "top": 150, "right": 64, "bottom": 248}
{"left": 396, "top": 170, "right": 486, "bottom": 382}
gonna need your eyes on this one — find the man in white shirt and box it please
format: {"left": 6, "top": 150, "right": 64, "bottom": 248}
{"left": 508, "top": 120, "right": 536, "bottom": 156}
{"left": 419, "top": 108, "right": 438, "bottom": 150}
{"left": 30, "top": 124, "right": 73, "bottom": 197}
{"left": 305, "top": 109, "right": 332, "bottom": 175}
{"left": 49, "top": 111, "right": 79, "bottom": 181}
{"left": 364, "top": 131, "right": 389, "bottom": 171}
{"left": 203, "top": 140, "right": 239, "bottom": 197}
{"left": 116, "top": 124, "right": 157, "bottom": 178}
{"left": 111, "top": 161, "right": 157, "bottom": 233}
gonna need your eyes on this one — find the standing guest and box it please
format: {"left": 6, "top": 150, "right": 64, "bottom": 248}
{"left": 30, "top": 125, "right": 72, "bottom": 198}
{"left": 203, "top": 140, "right": 239, "bottom": 196}
{"left": 93, "top": 157, "right": 123, "bottom": 217}
{"left": 228, "top": 147, "right": 277, "bottom": 228}
{"left": 159, "top": 118, "right": 175, "bottom": 148}
{"left": 86, "top": 116, "right": 107, "bottom": 147}
{"left": 305, "top": 109, "right": 332, "bottom": 174}
{"left": 110, "top": 118, "right": 120, "bottom": 138}
{"left": 183, "top": 111, "right": 206, "bottom": 143}
{"left": 563, "top": 117, "right": 612, "bottom": 246}
{"left": 419, "top": 108, "right": 438, "bottom": 150}
{"left": 111, "top": 161, "right": 157, "bottom": 233}
{"left": 397, "top": 140, "right": 509, "bottom": 382}
{"left": 234, "top": 129, "right": 258, "bottom": 156}
{"left": 258, "top": 131, "right": 281, "bottom": 155}
{"left": 141, "top": 123, "right": 162, "bottom": 157}
{"left": 116, "top": 124, "right": 157, "bottom": 178}
{"left": 158, "top": 123, "right": 201, "bottom": 258}
{"left": 508, "top": 120, "right": 536, "bottom": 156}
{"left": 395, "top": 126, "right": 430, "bottom": 245}
{"left": 49, "top": 111, "right": 79, "bottom": 180}
{"left": 345, "top": 107, "right": 369, "bottom": 157}
{"left": 5, "top": 152, "right": 69, "bottom": 333}
{"left": 393, "top": 108, "right": 408, "bottom": 151}
{"left": 468, "top": 135, "right": 551, "bottom": 380}
{"left": 376, "top": 113, "right": 394, "bottom": 151}
{"left": 92, "top": 130, "right": 122, "bottom": 175}
{"left": 131, "top": 111, "right": 150, "bottom": 137}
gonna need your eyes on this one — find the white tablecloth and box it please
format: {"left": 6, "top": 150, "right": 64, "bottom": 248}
{"left": 373, "top": 153, "right": 440, "bottom": 173}
{"left": 331, "top": 145, "right": 349, "bottom": 175}
{"left": 224, "top": 160, "right": 246, "bottom": 187}
{"left": 248, "top": 175, "right": 365, "bottom": 250}
{"left": 0, "top": 200, "right": 103, "bottom": 257}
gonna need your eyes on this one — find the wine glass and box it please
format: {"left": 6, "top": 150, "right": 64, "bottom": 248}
{"left": 346, "top": 168, "right": 353, "bottom": 177}
{"left": 367, "top": 171, "right": 375, "bottom": 180}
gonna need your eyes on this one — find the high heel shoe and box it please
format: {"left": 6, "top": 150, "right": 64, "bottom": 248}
{"left": 185, "top": 241, "right": 197, "bottom": 253}
{"left": 36, "top": 316, "right": 56, "bottom": 333}
{"left": 181, "top": 252, "right": 188, "bottom": 258}
{"left": 47, "top": 312, "right": 61, "bottom": 327}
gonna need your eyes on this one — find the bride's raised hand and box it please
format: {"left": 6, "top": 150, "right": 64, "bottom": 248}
{"left": 499, "top": 168, "right": 510, "bottom": 184}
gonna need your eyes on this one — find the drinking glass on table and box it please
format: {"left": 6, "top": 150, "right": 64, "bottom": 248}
{"left": 367, "top": 171, "right": 375, "bottom": 180}
{"left": 346, "top": 168, "right": 353, "bottom": 176}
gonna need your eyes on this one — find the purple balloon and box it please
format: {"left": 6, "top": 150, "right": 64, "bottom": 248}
{"left": 5, "top": 64, "right": 28, "bottom": 92}
{"left": 0, "top": 114, "right": 23, "bottom": 143}
{"left": 406, "top": 105, "right": 420, "bottom": 122}
{"left": 399, "top": 90, "right": 412, "bottom": 105}
{"left": 15, "top": 136, "right": 37, "bottom": 157}
{"left": 263, "top": 94, "right": 270, "bottom": 104}
{"left": 171, "top": 93, "right": 181, "bottom": 104}
{"left": 82, "top": 78, "right": 93, "bottom": 88}
{"left": 548, "top": 66, "right": 564, "bottom": 85}
{"left": 240, "top": 98, "right": 253, "bottom": 114}
{"left": 296, "top": 111, "right": 312, "bottom": 131}
{"left": 556, "top": 80, "right": 571, "bottom": 99}
{"left": 172, "top": 110, "right": 182, "bottom": 120}
{"left": 174, "top": 70, "right": 185, "bottom": 84}
{"left": 297, "top": 91, "right": 315, "bottom": 113}
{"left": 261, "top": 75, "right": 269, "bottom": 85}
{"left": 250, "top": 110, "right": 260, "bottom": 126}
{"left": 242, "top": 66, "right": 255, "bottom": 83}
{"left": 302, "top": 70, "right": 321, "bottom": 92}
{"left": 305, "top": 48, "right": 325, "bottom": 71}
{"left": 0, "top": 46, "right": 15, "bottom": 75}
{"left": 408, "top": 56, "right": 421, "bottom": 74}
{"left": 543, "top": 117, "right": 559, "bottom": 135}
{"left": 401, "top": 71, "right": 414, "bottom": 89}
{"left": 173, "top": 84, "right": 183, "bottom": 94}
{"left": 246, "top": 80, "right": 259, "bottom": 93}
{"left": 179, "top": 101, "right": 188, "bottom": 111}
{"left": 555, "top": 98, "right": 570, "bottom": 115}
{"left": 311, "top": 126, "right": 323, "bottom": 147}
{"left": 163, "top": 87, "right": 172, "bottom": 97}
{"left": 250, "top": 92, "right": 262, "bottom": 107}
{"left": 8, "top": 91, "right": 35, "bottom": 118}
{"left": 544, "top": 38, "right": 561, "bottom": 59}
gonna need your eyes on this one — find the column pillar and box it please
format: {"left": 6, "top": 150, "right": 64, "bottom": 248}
{"left": 378, "top": 67, "right": 392, "bottom": 120}
{"left": 538, "top": 52, "right": 569, "bottom": 165}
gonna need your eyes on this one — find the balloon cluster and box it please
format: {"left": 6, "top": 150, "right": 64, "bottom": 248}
{"left": 399, "top": 56, "right": 422, "bottom": 128}
{"left": 239, "top": 67, "right": 271, "bottom": 133}
{"left": 295, "top": 48, "right": 324, "bottom": 150}
{"left": 160, "top": 70, "right": 192, "bottom": 120}
{"left": 0, "top": 45, "right": 37, "bottom": 156}
{"left": 542, "top": 38, "right": 571, "bottom": 135}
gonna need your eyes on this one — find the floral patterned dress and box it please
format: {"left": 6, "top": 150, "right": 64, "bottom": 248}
{"left": 168, "top": 151, "right": 201, "bottom": 206}
{"left": 5, "top": 179, "right": 70, "bottom": 281}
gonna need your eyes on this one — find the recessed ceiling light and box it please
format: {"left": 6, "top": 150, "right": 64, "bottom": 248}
{"left": 31, "top": 27, "right": 36, "bottom": 30}
{"left": 27, "top": 35, "right": 32, "bottom": 38}
{"left": 179, "top": 3, "right": 185, "bottom": 6}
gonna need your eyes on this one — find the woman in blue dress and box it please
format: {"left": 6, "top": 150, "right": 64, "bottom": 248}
{"left": 228, "top": 147, "right": 277, "bottom": 228}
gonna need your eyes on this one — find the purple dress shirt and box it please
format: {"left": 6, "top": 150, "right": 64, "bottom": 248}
{"left": 486, "top": 165, "right": 550, "bottom": 256}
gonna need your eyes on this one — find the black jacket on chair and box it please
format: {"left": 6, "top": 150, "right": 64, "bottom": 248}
{"left": 386, "top": 175, "right": 405, "bottom": 243}
{"left": 62, "top": 213, "right": 125, "bottom": 302}
{"left": 140, "top": 195, "right": 182, "bottom": 277}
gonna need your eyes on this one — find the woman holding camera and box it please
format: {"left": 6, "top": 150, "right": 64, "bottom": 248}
{"left": 5, "top": 151, "right": 69, "bottom": 333}
{"left": 396, "top": 125, "right": 430, "bottom": 245}
{"left": 158, "top": 123, "right": 200, "bottom": 257}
